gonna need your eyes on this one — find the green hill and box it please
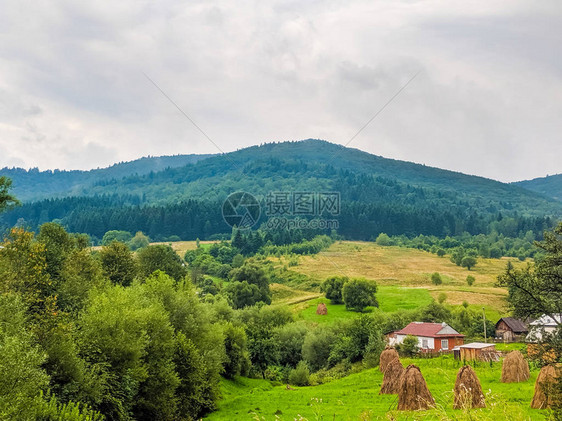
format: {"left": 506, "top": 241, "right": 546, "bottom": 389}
{"left": 0, "top": 153, "right": 212, "bottom": 201}
{"left": 1, "top": 140, "right": 560, "bottom": 241}
{"left": 515, "top": 173, "right": 562, "bottom": 202}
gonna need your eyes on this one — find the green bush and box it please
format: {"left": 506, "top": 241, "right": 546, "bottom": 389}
{"left": 288, "top": 361, "right": 310, "bottom": 386}
{"left": 397, "top": 334, "right": 419, "bottom": 357}
{"left": 375, "top": 233, "right": 392, "bottom": 246}
{"left": 431, "top": 272, "right": 442, "bottom": 285}
{"left": 466, "top": 275, "right": 475, "bottom": 286}
{"left": 342, "top": 279, "right": 378, "bottom": 312}
{"left": 321, "top": 276, "right": 349, "bottom": 304}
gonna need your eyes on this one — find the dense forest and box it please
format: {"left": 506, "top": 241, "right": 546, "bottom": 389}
{"left": 0, "top": 154, "right": 211, "bottom": 202}
{"left": 515, "top": 173, "right": 562, "bottom": 202}
{"left": 1, "top": 141, "right": 559, "bottom": 245}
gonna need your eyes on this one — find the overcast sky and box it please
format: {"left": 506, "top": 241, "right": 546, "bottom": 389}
{"left": 1, "top": 1, "right": 561, "bottom": 182}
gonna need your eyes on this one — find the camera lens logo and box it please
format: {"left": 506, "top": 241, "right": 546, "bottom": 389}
{"left": 222, "top": 192, "right": 260, "bottom": 229}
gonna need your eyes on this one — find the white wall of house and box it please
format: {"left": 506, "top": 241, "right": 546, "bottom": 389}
{"left": 390, "top": 334, "right": 435, "bottom": 350}
{"left": 527, "top": 325, "right": 557, "bottom": 342}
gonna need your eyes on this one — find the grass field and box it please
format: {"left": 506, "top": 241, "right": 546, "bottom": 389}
{"left": 277, "top": 242, "right": 525, "bottom": 321}
{"left": 294, "top": 286, "right": 434, "bottom": 325}
{"left": 151, "top": 240, "right": 217, "bottom": 256}
{"left": 206, "top": 355, "right": 548, "bottom": 421}
{"left": 164, "top": 240, "right": 518, "bottom": 322}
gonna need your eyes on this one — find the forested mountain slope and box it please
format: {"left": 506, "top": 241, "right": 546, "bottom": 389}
{"left": 0, "top": 153, "right": 212, "bottom": 201}
{"left": 1, "top": 140, "right": 560, "bottom": 241}
{"left": 515, "top": 173, "right": 562, "bottom": 202}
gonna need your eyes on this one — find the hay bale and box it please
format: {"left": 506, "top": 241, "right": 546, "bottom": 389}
{"left": 531, "top": 365, "right": 560, "bottom": 409}
{"left": 397, "top": 365, "right": 435, "bottom": 411}
{"left": 501, "top": 350, "right": 530, "bottom": 383}
{"left": 316, "top": 303, "right": 328, "bottom": 315}
{"left": 379, "top": 347, "right": 400, "bottom": 372}
{"left": 453, "top": 365, "right": 485, "bottom": 409}
{"left": 380, "top": 358, "right": 404, "bottom": 394}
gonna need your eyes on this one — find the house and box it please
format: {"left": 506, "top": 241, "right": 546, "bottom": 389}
{"left": 495, "top": 317, "right": 528, "bottom": 342}
{"left": 388, "top": 322, "right": 464, "bottom": 352}
{"left": 453, "top": 342, "right": 499, "bottom": 362}
{"left": 526, "top": 314, "right": 562, "bottom": 342}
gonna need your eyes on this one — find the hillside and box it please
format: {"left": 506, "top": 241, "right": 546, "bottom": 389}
{"left": 515, "top": 173, "right": 562, "bottom": 202}
{"left": 0, "top": 153, "right": 212, "bottom": 201}
{"left": 1, "top": 140, "right": 560, "bottom": 240}
{"left": 56, "top": 140, "right": 561, "bottom": 212}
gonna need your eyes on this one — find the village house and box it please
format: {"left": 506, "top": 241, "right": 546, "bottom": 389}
{"left": 495, "top": 317, "right": 528, "bottom": 342}
{"left": 388, "top": 322, "right": 465, "bottom": 352}
{"left": 526, "top": 314, "right": 562, "bottom": 342}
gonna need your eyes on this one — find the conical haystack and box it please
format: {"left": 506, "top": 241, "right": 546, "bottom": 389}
{"left": 316, "top": 302, "right": 328, "bottom": 315}
{"left": 453, "top": 366, "right": 485, "bottom": 409}
{"left": 501, "top": 350, "right": 530, "bottom": 383}
{"left": 397, "top": 365, "right": 435, "bottom": 411}
{"left": 380, "top": 358, "right": 404, "bottom": 394}
{"left": 531, "top": 365, "right": 560, "bottom": 409}
{"left": 379, "top": 347, "right": 399, "bottom": 372}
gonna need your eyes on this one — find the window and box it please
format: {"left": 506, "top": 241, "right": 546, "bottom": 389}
{"left": 441, "top": 339, "right": 449, "bottom": 350}
{"left": 422, "top": 339, "right": 428, "bottom": 349}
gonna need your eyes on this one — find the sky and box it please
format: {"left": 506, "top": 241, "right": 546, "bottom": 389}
{"left": 0, "top": 1, "right": 561, "bottom": 182}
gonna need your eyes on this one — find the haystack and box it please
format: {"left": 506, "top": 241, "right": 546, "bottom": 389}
{"left": 316, "top": 303, "right": 328, "bottom": 315}
{"left": 380, "top": 358, "right": 404, "bottom": 394}
{"left": 397, "top": 365, "right": 435, "bottom": 411}
{"left": 379, "top": 347, "right": 400, "bottom": 373}
{"left": 531, "top": 365, "right": 560, "bottom": 409}
{"left": 453, "top": 365, "right": 485, "bottom": 409}
{"left": 501, "top": 350, "right": 530, "bottom": 383}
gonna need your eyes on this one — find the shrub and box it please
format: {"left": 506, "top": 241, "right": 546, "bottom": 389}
{"left": 461, "top": 256, "right": 477, "bottom": 270}
{"left": 375, "top": 233, "right": 392, "bottom": 246}
{"left": 342, "top": 279, "right": 378, "bottom": 312}
{"left": 302, "top": 327, "right": 336, "bottom": 371}
{"left": 431, "top": 272, "right": 442, "bottom": 285}
{"left": 288, "top": 361, "right": 310, "bottom": 386}
{"left": 438, "top": 292, "right": 447, "bottom": 304}
{"left": 466, "top": 275, "right": 475, "bottom": 286}
{"left": 322, "top": 276, "right": 349, "bottom": 304}
{"left": 100, "top": 241, "right": 137, "bottom": 286}
{"left": 137, "top": 244, "right": 187, "bottom": 281}
{"left": 398, "top": 335, "right": 419, "bottom": 357}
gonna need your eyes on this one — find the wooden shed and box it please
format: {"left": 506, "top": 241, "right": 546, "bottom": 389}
{"left": 495, "top": 317, "right": 528, "bottom": 342}
{"left": 454, "top": 343, "right": 499, "bottom": 362}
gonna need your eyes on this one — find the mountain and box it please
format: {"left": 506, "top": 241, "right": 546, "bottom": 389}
{"left": 45, "top": 139, "right": 560, "bottom": 213}
{"left": 514, "top": 174, "right": 562, "bottom": 202}
{"left": 0, "top": 153, "right": 213, "bottom": 202}
{"left": 1, "top": 139, "right": 560, "bottom": 241}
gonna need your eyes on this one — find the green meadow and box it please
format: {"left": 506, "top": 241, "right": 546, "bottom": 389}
{"left": 206, "top": 356, "right": 549, "bottom": 421}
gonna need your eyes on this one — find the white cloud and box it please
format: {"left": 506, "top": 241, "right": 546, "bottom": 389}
{"left": 0, "top": 0, "right": 561, "bottom": 181}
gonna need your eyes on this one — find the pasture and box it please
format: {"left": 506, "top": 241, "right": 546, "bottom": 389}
{"left": 206, "top": 355, "right": 547, "bottom": 420}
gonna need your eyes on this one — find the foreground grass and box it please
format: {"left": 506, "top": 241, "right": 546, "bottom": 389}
{"left": 206, "top": 356, "right": 549, "bottom": 421}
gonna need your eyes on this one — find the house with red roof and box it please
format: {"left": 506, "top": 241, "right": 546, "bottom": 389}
{"left": 388, "top": 322, "right": 465, "bottom": 352}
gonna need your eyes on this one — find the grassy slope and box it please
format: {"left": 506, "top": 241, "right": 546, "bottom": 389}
{"left": 168, "top": 240, "right": 522, "bottom": 321}
{"left": 206, "top": 356, "right": 545, "bottom": 421}
{"left": 282, "top": 241, "right": 526, "bottom": 321}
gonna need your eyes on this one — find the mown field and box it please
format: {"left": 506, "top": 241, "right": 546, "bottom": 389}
{"left": 206, "top": 355, "right": 549, "bottom": 421}
{"left": 274, "top": 241, "right": 526, "bottom": 321}
{"left": 166, "top": 240, "right": 524, "bottom": 321}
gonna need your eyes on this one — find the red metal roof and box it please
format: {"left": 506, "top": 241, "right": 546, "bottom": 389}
{"left": 394, "top": 322, "right": 465, "bottom": 338}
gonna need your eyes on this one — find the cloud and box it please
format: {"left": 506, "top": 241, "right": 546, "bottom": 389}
{"left": 0, "top": 0, "right": 560, "bottom": 181}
